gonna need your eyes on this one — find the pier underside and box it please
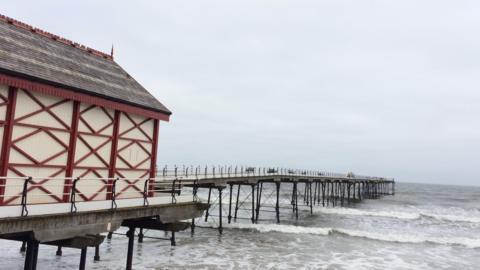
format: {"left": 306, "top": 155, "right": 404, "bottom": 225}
{"left": 0, "top": 201, "right": 208, "bottom": 242}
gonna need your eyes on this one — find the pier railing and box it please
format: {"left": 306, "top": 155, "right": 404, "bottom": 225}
{"left": 0, "top": 166, "right": 393, "bottom": 218}
{"left": 155, "top": 165, "right": 393, "bottom": 182}
{"left": 0, "top": 176, "right": 197, "bottom": 218}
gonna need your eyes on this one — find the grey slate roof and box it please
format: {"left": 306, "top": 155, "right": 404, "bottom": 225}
{"left": 0, "top": 18, "right": 171, "bottom": 115}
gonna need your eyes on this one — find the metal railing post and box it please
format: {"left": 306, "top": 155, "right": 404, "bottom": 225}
{"left": 171, "top": 179, "right": 177, "bottom": 203}
{"left": 143, "top": 179, "right": 150, "bottom": 207}
{"left": 111, "top": 178, "right": 118, "bottom": 210}
{"left": 70, "top": 177, "right": 80, "bottom": 213}
{"left": 20, "top": 177, "right": 32, "bottom": 217}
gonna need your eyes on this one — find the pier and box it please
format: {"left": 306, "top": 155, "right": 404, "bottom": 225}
{"left": 0, "top": 13, "right": 395, "bottom": 270}
{"left": 0, "top": 166, "right": 393, "bottom": 269}
{"left": 158, "top": 166, "right": 394, "bottom": 233}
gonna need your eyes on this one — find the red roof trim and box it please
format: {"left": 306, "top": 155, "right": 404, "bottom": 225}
{"left": 0, "top": 14, "right": 113, "bottom": 61}
{"left": 0, "top": 73, "right": 170, "bottom": 121}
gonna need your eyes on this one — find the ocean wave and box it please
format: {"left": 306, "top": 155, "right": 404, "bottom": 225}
{"left": 419, "top": 213, "right": 480, "bottom": 224}
{"left": 314, "top": 207, "right": 420, "bottom": 220}
{"left": 332, "top": 228, "right": 480, "bottom": 249}
{"left": 224, "top": 222, "right": 332, "bottom": 236}
{"left": 314, "top": 207, "right": 480, "bottom": 224}
{"left": 223, "top": 223, "right": 480, "bottom": 249}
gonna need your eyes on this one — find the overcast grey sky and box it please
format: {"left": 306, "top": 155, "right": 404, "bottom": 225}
{"left": 3, "top": 1, "right": 480, "bottom": 185}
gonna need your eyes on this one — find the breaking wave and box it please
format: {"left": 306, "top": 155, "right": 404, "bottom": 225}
{"left": 314, "top": 207, "right": 480, "bottom": 224}
{"left": 224, "top": 223, "right": 480, "bottom": 249}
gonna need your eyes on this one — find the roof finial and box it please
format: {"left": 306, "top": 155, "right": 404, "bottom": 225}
{"left": 110, "top": 44, "right": 114, "bottom": 59}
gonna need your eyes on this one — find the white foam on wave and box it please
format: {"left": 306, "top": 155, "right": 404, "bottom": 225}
{"left": 332, "top": 228, "right": 480, "bottom": 249}
{"left": 224, "top": 222, "right": 331, "bottom": 235}
{"left": 314, "top": 207, "right": 480, "bottom": 224}
{"left": 420, "top": 213, "right": 480, "bottom": 224}
{"left": 314, "top": 207, "right": 420, "bottom": 220}
{"left": 223, "top": 223, "right": 480, "bottom": 249}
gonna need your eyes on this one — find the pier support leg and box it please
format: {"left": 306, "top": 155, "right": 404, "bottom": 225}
{"left": 56, "top": 245, "right": 62, "bottom": 256}
{"left": 293, "top": 182, "right": 298, "bottom": 219}
{"left": 313, "top": 181, "right": 318, "bottom": 206}
{"left": 275, "top": 181, "right": 280, "bottom": 223}
{"left": 32, "top": 241, "right": 39, "bottom": 270}
{"left": 322, "top": 182, "right": 326, "bottom": 207}
{"left": 228, "top": 183, "right": 233, "bottom": 224}
{"left": 331, "top": 182, "right": 335, "bottom": 207}
{"left": 218, "top": 187, "right": 223, "bottom": 234}
{"left": 347, "top": 183, "right": 351, "bottom": 204}
{"left": 170, "top": 232, "right": 176, "bottom": 246}
{"left": 191, "top": 218, "right": 195, "bottom": 235}
{"left": 24, "top": 240, "right": 34, "bottom": 270}
{"left": 251, "top": 184, "right": 255, "bottom": 224}
{"left": 357, "top": 182, "right": 359, "bottom": 199}
{"left": 138, "top": 228, "right": 144, "bottom": 243}
{"left": 94, "top": 245, "right": 100, "bottom": 261}
{"left": 24, "top": 239, "right": 39, "bottom": 270}
{"left": 340, "top": 182, "right": 345, "bottom": 206}
{"left": 20, "top": 241, "right": 26, "bottom": 253}
{"left": 292, "top": 182, "right": 296, "bottom": 212}
{"left": 234, "top": 184, "right": 241, "bottom": 221}
{"left": 205, "top": 187, "right": 212, "bottom": 222}
{"left": 255, "top": 182, "right": 263, "bottom": 223}
{"left": 107, "top": 232, "right": 113, "bottom": 240}
{"left": 126, "top": 227, "right": 135, "bottom": 270}
{"left": 309, "top": 182, "right": 317, "bottom": 215}
{"left": 304, "top": 182, "right": 308, "bottom": 205}
{"left": 79, "top": 247, "right": 87, "bottom": 270}
{"left": 308, "top": 182, "right": 313, "bottom": 214}
{"left": 326, "top": 181, "right": 329, "bottom": 206}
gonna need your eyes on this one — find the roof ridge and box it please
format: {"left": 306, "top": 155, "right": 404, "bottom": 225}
{"left": 0, "top": 14, "right": 113, "bottom": 61}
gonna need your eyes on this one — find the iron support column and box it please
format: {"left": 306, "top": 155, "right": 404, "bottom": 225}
{"left": 228, "top": 183, "right": 233, "bottom": 224}
{"left": 275, "top": 181, "right": 280, "bottom": 223}
{"left": 126, "top": 227, "right": 135, "bottom": 270}
{"left": 255, "top": 182, "right": 263, "bottom": 223}
{"left": 218, "top": 187, "right": 224, "bottom": 234}
{"left": 94, "top": 245, "right": 100, "bottom": 261}
{"left": 251, "top": 184, "right": 255, "bottom": 224}
{"left": 79, "top": 247, "right": 87, "bottom": 270}
{"left": 234, "top": 184, "right": 241, "bottom": 221}
{"left": 205, "top": 187, "right": 212, "bottom": 222}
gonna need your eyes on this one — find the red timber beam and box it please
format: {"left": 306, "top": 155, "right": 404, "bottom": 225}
{"left": 0, "top": 73, "right": 170, "bottom": 121}
{"left": 63, "top": 101, "right": 80, "bottom": 202}
{"left": 107, "top": 111, "right": 121, "bottom": 199}
{"left": 0, "top": 87, "right": 17, "bottom": 204}
{"left": 148, "top": 119, "right": 159, "bottom": 196}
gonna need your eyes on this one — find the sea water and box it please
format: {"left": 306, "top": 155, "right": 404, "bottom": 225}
{"left": 1, "top": 182, "right": 479, "bottom": 269}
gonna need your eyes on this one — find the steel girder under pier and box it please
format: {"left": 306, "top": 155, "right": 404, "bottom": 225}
{"left": 192, "top": 177, "right": 394, "bottom": 232}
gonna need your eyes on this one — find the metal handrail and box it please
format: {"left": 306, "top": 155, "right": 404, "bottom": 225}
{"left": 0, "top": 165, "right": 393, "bottom": 218}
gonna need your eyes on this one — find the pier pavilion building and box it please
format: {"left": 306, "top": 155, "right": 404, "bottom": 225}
{"left": 0, "top": 14, "right": 170, "bottom": 206}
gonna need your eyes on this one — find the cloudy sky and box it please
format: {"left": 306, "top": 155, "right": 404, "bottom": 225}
{"left": 3, "top": 1, "right": 480, "bottom": 185}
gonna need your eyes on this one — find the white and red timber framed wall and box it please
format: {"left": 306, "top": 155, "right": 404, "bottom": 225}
{"left": 0, "top": 75, "right": 169, "bottom": 205}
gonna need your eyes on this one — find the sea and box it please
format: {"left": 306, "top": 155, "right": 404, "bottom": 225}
{"left": 1, "top": 182, "right": 479, "bottom": 269}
